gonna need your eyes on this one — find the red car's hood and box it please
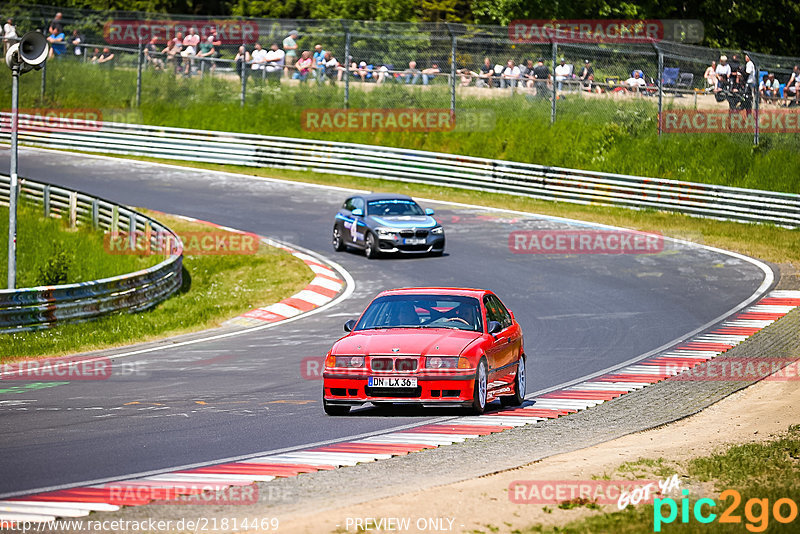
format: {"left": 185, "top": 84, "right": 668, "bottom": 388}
{"left": 333, "top": 329, "right": 482, "bottom": 357}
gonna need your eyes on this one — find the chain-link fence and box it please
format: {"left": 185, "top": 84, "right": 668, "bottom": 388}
{"left": 3, "top": 4, "right": 800, "bottom": 145}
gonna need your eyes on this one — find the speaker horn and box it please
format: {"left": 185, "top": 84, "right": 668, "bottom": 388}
{"left": 5, "top": 31, "right": 49, "bottom": 71}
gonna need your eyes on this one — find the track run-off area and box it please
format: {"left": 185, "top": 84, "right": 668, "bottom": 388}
{"left": 0, "top": 147, "right": 778, "bottom": 511}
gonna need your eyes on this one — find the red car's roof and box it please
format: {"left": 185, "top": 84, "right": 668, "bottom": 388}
{"left": 376, "top": 287, "right": 491, "bottom": 298}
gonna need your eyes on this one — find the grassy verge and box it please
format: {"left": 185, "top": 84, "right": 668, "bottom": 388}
{"left": 1, "top": 209, "right": 314, "bottom": 361}
{"left": 515, "top": 425, "right": 800, "bottom": 533}
{"left": 6, "top": 60, "right": 800, "bottom": 193}
{"left": 0, "top": 204, "right": 161, "bottom": 287}
{"left": 112, "top": 156, "right": 800, "bottom": 268}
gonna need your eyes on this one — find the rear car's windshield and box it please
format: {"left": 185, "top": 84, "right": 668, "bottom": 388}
{"left": 355, "top": 294, "right": 483, "bottom": 332}
{"left": 367, "top": 200, "right": 424, "bottom": 217}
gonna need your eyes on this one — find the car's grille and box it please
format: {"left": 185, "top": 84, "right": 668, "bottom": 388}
{"left": 371, "top": 358, "right": 393, "bottom": 371}
{"left": 365, "top": 386, "right": 422, "bottom": 398}
{"left": 395, "top": 358, "right": 418, "bottom": 371}
{"left": 398, "top": 229, "right": 428, "bottom": 238}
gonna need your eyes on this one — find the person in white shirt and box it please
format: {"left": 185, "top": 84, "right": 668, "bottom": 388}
{"left": 3, "top": 17, "right": 17, "bottom": 53}
{"left": 704, "top": 61, "right": 718, "bottom": 92}
{"left": 554, "top": 58, "right": 570, "bottom": 91}
{"left": 624, "top": 71, "right": 646, "bottom": 93}
{"left": 502, "top": 59, "right": 521, "bottom": 89}
{"left": 264, "top": 43, "right": 285, "bottom": 73}
{"left": 251, "top": 43, "right": 268, "bottom": 70}
{"left": 715, "top": 56, "right": 731, "bottom": 89}
{"left": 744, "top": 53, "right": 756, "bottom": 88}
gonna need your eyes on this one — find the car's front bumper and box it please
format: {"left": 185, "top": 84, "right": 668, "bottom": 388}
{"left": 323, "top": 371, "right": 474, "bottom": 405}
{"left": 376, "top": 235, "right": 445, "bottom": 254}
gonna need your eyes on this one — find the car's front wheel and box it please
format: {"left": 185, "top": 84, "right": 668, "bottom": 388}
{"left": 471, "top": 358, "right": 488, "bottom": 414}
{"left": 501, "top": 354, "right": 526, "bottom": 407}
{"left": 332, "top": 225, "right": 346, "bottom": 252}
{"left": 364, "top": 232, "right": 380, "bottom": 259}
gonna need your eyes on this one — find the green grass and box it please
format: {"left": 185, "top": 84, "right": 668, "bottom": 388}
{"left": 0, "top": 204, "right": 161, "bottom": 287}
{"left": 518, "top": 425, "right": 800, "bottom": 533}
{"left": 7, "top": 60, "right": 800, "bottom": 194}
{"left": 1, "top": 210, "right": 314, "bottom": 361}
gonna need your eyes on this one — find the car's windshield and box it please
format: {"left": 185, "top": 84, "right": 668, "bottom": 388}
{"left": 355, "top": 294, "right": 483, "bottom": 332}
{"left": 367, "top": 200, "right": 425, "bottom": 217}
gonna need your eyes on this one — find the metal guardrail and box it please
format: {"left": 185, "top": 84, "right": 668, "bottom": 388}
{"left": 0, "top": 173, "right": 183, "bottom": 333}
{"left": 1, "top": 114, "right": 799, "bottom": 227}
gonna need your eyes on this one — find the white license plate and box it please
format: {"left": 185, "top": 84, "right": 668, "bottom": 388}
{"left": 368, "top": 377, "right": 417, "bottom": 388}
{"left": 403, "top": 238, "right": 425, "bottom": 245}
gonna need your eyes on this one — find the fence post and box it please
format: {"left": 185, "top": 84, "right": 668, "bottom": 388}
{"left": 69, "top": 192, "right": 78, "bottom": 228}
{"left": 551, "top": 40, "right": 557, "bottom": 125}
{"left": 136, "top": 40, "right": 143, "bottom": 107}
{"left": 240, "top": 43, "right": 247, "bottom": 107}
{"left": 343, "top": 22, "right": 350, "bottom": 110}
{"left": 128, "top": 212, "right": 137, "bottom": 250}
{"left": 43, "top": 185, "right": 50, "bottom": 218}
{"left": 750, "top": 53, "right": 759, "bottom": 146}
{"left": 657, "top": 47, "right": 664, "bottom": 137}
{"left": 40, "top": 61, "right": 46, "bottom": 103}
{"left": 446, "top": 23, "right": 457, "bottom": 117}
{"left": 91, "top": 198, "right": 99, "bottom": 229}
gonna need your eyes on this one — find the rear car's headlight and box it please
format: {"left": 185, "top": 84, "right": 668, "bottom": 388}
{"left": 425, "top": 356, "right": 463, "bottom": 369}
{"left": 431, "top": 226, "right": 444, "bottom": 235}
{"left": 330, "top": 356, "right": 365, "bottom": 368}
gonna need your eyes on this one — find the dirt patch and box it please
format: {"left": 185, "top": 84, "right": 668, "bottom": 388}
{"left": 278, "top": 365, "right": 800, "bottom": 533}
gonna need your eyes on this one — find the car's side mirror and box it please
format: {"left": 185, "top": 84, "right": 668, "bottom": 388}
{"left": 344, "top": 319, "right": 357, "bottom": 332}
{"left": 425, "top": 208, "right": 435, "bottom": 216}
{"left": 351, "top": 208, "right": 363, "bottom": 217}
{"left": 488, "top": 321, "right": 502, "bottom": 335}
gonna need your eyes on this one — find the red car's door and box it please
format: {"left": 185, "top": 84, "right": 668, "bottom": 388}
{"left": 483, "top": 294, "right": 519, "bottom": 383}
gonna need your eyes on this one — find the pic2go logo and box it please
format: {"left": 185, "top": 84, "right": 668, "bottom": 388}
{"left": 654, "top": 489, "right": 799, "bottom": 532}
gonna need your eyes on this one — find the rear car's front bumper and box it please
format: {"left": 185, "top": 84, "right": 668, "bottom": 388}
{"left": 377, "top": 235, "right": 445, "bottom": 254}
{"left": 323, "top": 372, "right": 474, "bottom": 406}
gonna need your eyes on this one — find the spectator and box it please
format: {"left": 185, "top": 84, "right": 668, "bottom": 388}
{"left": 403, "top": 61, "right": 421, "bottom": 84}
{"left": 48, "top": 12, "right": 64, "bottom": 35}
{"left": 97, "top": 47, "right": 115, "bottom": 67}
{"left": 162, "top": 40, "right": 181, "bottom": 73}
{"left": 3, "top": 18, "right": 17, "bottom": 54}
{"left": 727, "top": 70, "right": 751, "bottom": 111}
{"left": 520, "top": 59, "right": 534, "bottom": 88}
{"left": 729, "top": 54, "right": 741, "bottom": 75}
{"left": 264, "top": 42, "right": 285, "bottom": 82}
{"left": 251, "top": 42, "right": 267, "bottom": 71}
{"left": 323, "top": 51, "right": 339, "bottom": 83}
{"left": 180, "top": 44, "right": 196, "bottom": 77}
{"left": 476, "top": 57, "right": 494, "bottom": 88}
{"left": 47, "top": 27, "right": 66, "bottom": 58}
{"left": 458, "top": 67, "right": 476, "bottom": 87}
{"left": 197, "top": 36, "right": 216, "bottom": 71}
{"left": 422, "top": 62, "right": 440, "bottom": 85}
{"left": 183, "top": 27, "right": 200, "bottom": 50}
{"left": 554, "top": 57, "right": 570, "bottom": 91}
{"left": 312, "top": 44, "right": 326, "bottom": 82}
{"left": 533, "top": 58, "right": 551, "bottom": 97}
{"left": 70, "top": 29, "right": 84, "bottom": 58}
{"left": 704, "top": 60, "right": 718, "bottom": 92}
{"left": 501, "top": 59, "right": 520, "bottom": 89}
{"left": 209, "top": 29, "right": 222, "bottom": 60}
{"left": 376, "top": 64, "right": 391, "bottom": 84}
{"left": 715, "top": 56, "right": 731, "bottom": 89}
{"left": 283, "top": 29, "right": 299, "bottom": 78}
{"left": 744, "top": 53, "right": 756, "bottom": 89}
{"left": 786, "top": 66, "right": 799, "bottom": 106}
{"left": 89, "top": 47, "right": 100, "bottom": 63}
{"left": 579, "top": 60, "right": 594, "bottom": 91}
{"left": 759, "top": 72, "right": 780, "bottom": 104}
{"left": 348, "top": 60, "right": 370, "bottom": 82}
{"left": 234, "top": 45, "right": 250, "bottom": 79}
{"left": 144, "top": 37, "right": 164, "bottom": 70}
{"left": 624, "top": 70, "right": 646, "bottom": 93}
{"left": 293, "top": 50, "right": 312, "bottom": 82}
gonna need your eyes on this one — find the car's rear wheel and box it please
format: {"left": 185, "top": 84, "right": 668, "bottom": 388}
{"left": 332, "top": 225, "right": 346, "bottom": 251}
{"left": 471, "top": 358, "right": 488, "bottom": 414}
{"left": 364, "top": 232, "right": 380, "bottom": 259}
{"left": 323, "top": 397, "right": 350, "bottom": 416}
{"left": 501, "top": 354, "right": 526, "bottom": 407}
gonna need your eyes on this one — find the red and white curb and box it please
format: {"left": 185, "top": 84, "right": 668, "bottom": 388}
{"left": 2, "top": 290, "right": 798, "bottom": 524}
{"left": 166, "top": 215, "right": 347, "bottom": 328}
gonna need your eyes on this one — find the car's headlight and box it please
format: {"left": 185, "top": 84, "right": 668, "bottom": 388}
{"left": 425, "top": 356, "right": 465, "bottom": 369}
{"left": 375, "top": 227, "right": 398, "bottom": 237}
{"left": 431, "top": 226, "right": 444, "bottom": 235}
{"left": 327, "top": 355, "right": 365, "bottom": 368}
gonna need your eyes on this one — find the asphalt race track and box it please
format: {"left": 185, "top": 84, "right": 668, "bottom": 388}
{"left": 0, "top": 148, "right": 772, "bottom": 496}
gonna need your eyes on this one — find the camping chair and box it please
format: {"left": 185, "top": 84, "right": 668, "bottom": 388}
{"left": 662, "top": 67, "right": 679, "bottom": 93}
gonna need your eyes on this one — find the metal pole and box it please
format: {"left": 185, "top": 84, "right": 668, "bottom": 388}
{"left": 136, "top": 40, "right": 143, "bottom": 107}
{"left": 450, "top": 33, "right": 457, "bottom": 116}
{"left": 657, "top": 50, "right": 664, "bottom": 137}
{"left": 40, "top": 60, "right": 46, "bottom": 102}
{"left": 551, "top": 41, "right": 557, "bottom": 125}
{"left": 344, "top": 27, "right": 350, "bottom": 109}
{"left": 752, "top": 56, "right": 759, "bottom": 146}
{"left": 240, "top": 43, "right": 246, "bottom": 107}
{"left": 8, "top": 66, "right": 20, "bottom": 289}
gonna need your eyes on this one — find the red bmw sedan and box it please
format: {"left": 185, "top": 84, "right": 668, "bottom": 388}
{"left": 322, "top": 288, "right": 526, "bottom": 415}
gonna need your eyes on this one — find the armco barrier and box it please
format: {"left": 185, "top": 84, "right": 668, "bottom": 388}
{"left": 0, "top": 174, "right": 183, "bottom": 333}
{"left": 1, "top": 114, "right": 799, "bottom": 227}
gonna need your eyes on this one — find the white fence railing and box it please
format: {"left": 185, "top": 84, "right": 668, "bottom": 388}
{"left": 1, "top": 115, "right": 799, "bottom": 227}
{"left": 0, "top": 174, "right": 183, "bottom": 333}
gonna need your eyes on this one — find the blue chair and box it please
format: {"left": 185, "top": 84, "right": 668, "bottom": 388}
{"left": 662, "top": 67, "right": 679, "bottom": 88}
